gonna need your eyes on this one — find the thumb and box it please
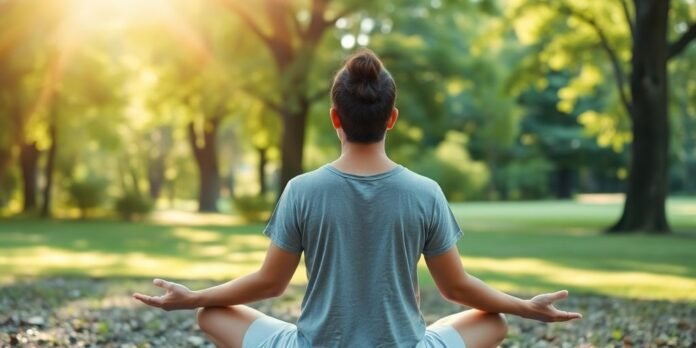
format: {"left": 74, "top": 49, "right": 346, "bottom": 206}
{"left": 153, "top": 278, "right": 172, "bottom": 290}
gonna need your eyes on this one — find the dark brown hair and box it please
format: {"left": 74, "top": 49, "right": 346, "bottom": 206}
{"left": 330, "top": 49, "right": 397, "bottom": 143}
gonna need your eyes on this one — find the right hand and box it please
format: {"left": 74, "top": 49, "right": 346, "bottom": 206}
{"left": 524, "top": 290, "right": 582, "bottom": 322}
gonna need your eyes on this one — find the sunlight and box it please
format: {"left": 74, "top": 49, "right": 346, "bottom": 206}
{"left": 0, "top": 246, "right": 308, "bottom": 284}
{"left": 172, "top": 228, "right": 223, "bottom": 243}
{"left": 60, "top": 0, "right": 212, "bottom": 68}
{"left": 418, "top": 257, "right": 696, "bottom": 300}
{"left": 67, "top": 0, "right": 173, "bottom": 29}
{"left": 151, "top": 210, "right": 245, "bottom": 226}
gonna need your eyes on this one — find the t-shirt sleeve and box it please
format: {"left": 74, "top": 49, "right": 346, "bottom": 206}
{"left": 263, "top": 181, "right": 303, "bottom": 254}
{"left": 423, "top": 186, "right": 463, "bottom": 257}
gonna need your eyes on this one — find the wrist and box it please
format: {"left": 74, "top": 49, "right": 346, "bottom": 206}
{"left": 189, "top": 290, "right": 205, "bottom": 308}
{"left": 514, "top": 299, "right": 532, "bottom": 318}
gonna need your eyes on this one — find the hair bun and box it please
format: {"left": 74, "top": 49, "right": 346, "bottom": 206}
{"left": 345, "top": 49, "right": 382, "bottom": 101}
{"left": 346, "top": 50, "right": 381, "bottom": 82}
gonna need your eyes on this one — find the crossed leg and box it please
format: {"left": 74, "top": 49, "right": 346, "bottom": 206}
{"left": 198, "top": 306, "right": 507, "bottom": 348}
{"left": 430, "top": 309, "right": 508, "bottom": 348}
{"left": 197, "top": 305, "right": 264, "bottom": 348}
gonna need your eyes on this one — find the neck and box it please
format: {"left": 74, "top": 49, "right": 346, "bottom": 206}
{"left": 331, "top": 139, "right": 396, "bottom": 175}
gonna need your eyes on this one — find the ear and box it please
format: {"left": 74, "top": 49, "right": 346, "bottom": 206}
{"left": 330, "top": 107, "right": 342, "bottom": 129}
{"left": 386, "top": 107, "right": 399, "bottom": 130}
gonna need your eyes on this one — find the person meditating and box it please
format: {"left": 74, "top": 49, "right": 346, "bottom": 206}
{"left": 133, "top": 49, "right": 581, "bottom": 348}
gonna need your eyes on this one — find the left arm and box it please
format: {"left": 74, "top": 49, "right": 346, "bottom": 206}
{"left": 133, "top": 243, "right": 301, "bottom": 310}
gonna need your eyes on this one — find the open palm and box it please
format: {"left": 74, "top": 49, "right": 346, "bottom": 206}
{"left": 133, "top": 279, "right": 195, "bottom": 311}
{"left": 526, "top": 290, "right": 582, "bottom": 322}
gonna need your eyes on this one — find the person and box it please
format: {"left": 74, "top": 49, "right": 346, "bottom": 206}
{"left": 133, "top": 49, "right": 582, "bottom": 348}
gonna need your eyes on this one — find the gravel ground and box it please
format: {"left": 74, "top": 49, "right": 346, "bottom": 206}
{"left": 1, "top": 278, "right": 694, "bottom": 347}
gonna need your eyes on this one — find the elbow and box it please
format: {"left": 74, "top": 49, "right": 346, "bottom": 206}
{"left": 440, "top": 287, "right": 463, "bottom": 303}
{"left": 439, "top": 276, "right": 471, "bottom": 303}
{"left": 258, "top": 277, "right": 287, "bottom": 298}
{"left": 253, "top": 271, "right": 288, "bottom": 298}
{"left": 266, "top": 284, "right": 286, "bottom": 298}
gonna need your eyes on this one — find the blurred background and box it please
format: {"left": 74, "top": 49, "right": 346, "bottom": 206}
{"left": 0, "top": 0, "right": 695, "bottom": 346}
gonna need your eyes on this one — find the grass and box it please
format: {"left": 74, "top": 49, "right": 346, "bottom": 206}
{"left": 1, "top": 198, "right": 694, "bottom": 300}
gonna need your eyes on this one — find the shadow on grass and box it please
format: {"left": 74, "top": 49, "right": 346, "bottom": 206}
{"left": 1, "top": 198, "right": 695, "bottom": 300}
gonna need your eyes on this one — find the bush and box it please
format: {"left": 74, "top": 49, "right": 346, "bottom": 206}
{"left": 413, "top": 131, "right": 489, "bottom": 201}
{"left": 498, "top": 157, "right": 553, "bottom": 200}
{"left": 115, "top": 191, "right": 153, "bottom": 221}
{"left": 67, "top": 177, "right": 108, "bottom": 218}
{"left": 233, "top": 194, "right": 274, "bottom": 222}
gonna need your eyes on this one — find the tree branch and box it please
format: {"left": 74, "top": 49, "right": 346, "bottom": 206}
{"left": 302, "top": 0, "right": 355, "bottom": 42}
{"left": 556, "top": 4, "right": 632, "bottom": 114}
{"left": 215, "top": 0, "right": 274, "bottom": 49}
{"left": 187, "top": 122, "right": 203, "bottom": 164}
{"left": 618, "top": 0, "right": 634, "bottom": 40}
{"left": 240, "top": 85, "right": 283, "bottom": 114}
{"left": 302, "top": 0, "right": 329, "bottom": 41}
{"left": 290, "top": 11, "right": 305, "bottom": 38}
{"left": 668, "top": 23, "right": 696, "bottom": 59}
{"left": 324, "top": 7, "right": 354, "bottom": 28}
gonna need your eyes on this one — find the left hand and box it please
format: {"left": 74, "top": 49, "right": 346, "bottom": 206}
{"left": 132, "top": 278, "right": 197, "bottom": 311}
{"left": 523, "top": 290, "right": 582, "bottom": 322}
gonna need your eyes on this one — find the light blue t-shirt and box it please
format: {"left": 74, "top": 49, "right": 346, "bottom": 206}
{"left": 263, "top": 164, "right": 463, "bottom": 347}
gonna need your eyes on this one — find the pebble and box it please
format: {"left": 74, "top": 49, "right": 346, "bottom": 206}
{"left": 1, "top": 278, "right": 694, "bottom": 347}
{"left": 25, "top": 316, "right": 45, "bottom": 326}
{"left": 187, "top": 336, "right": 205, "bottom": 346}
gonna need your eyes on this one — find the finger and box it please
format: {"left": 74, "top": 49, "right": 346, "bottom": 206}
{"left": 132, "top": 293, "right": 164, "bottom": 307}
{"left": 547, "top": 290, "right": 569, "bottom": 302}
{"left": 153, "top": 278, "right": 172, "bottom": 290}
{"left": 554, "top": 310, "right": 582, "bottom": 322}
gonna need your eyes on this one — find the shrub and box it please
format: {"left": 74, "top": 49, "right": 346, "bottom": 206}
{"left": 498, "top": 157, "right": 553, "bottom": 200}
{"left": 233, "top": 194, "right": 274, "bottom": 222}
{"left": 67, "top": 177, "right": 108, "bottom": 219}
{"left": 413, "top": 131, "right": 489, "bottom": 201}
{"left": 115, "top": 191, "right": 153, "bottom": 221}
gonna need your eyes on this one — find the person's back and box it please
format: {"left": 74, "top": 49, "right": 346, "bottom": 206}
{"left": 269, "top": 165, "right": 461, "bottom": 346}
{"left": 134, "top": 49, "right": 582, "bottom": 348}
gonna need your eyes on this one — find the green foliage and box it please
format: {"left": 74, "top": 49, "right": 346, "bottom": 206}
{"left": 67, "top": 177, "right": 108, "bottom": 218}
{"left": 413, "top": 132, "right": 489, "bottom": 201}
{"left": 498, "top": 156, "right": 553, "bottom": 200}
{"left": 232, "top": 194, "right": 274, "bottom": 222}
{"left": 0, "top": 0, "right": 693, "bottom": 215}
{"left": 114, "top": 192, "right": 153, "bottom": 221}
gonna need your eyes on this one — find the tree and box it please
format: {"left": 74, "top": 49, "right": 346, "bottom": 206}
{"left": 0, "top": 0, "right": 65, "bottom": 214}
{"left": 511, "top": 0, "right": 696, "bottom": 233}
{"left": 610, "top": 0, "right": 696, "bottom": 233}
{"left": 216, "top": 0, "right": 358, "bottom": 193}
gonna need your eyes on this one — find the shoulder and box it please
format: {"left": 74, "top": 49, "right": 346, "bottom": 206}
{"left": 285, "top": 165, "right": 335, "bottom": 192}
{"left": 397, "top": 167, "right": 443, "bottom": 195}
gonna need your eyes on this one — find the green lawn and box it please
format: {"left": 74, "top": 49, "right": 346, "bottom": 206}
{"left": 1, "top": 197, "right": 694, "bottom": 300}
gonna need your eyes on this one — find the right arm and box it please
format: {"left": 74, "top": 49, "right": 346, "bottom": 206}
{"left": 425, "top": 247, "right": 582, "bottom": 322}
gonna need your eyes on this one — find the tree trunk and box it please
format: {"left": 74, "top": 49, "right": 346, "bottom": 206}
{"left": 147, "top": 126, "right": 172, "bottom": 200}
{"left": 278, "top": 99, "right": 309, "bottom": 193}
{"left": 148, "top": 157, "right": 165, "bottom": 199}
{"left": 257, "top": 146, "right": 268, "bottom": 195}
{"left": 188, "top": 120, "right": 220, "bottom": 212}
{"left": 610, "top": 0, "right": 670, "bottom": 233}
{"left": 485, "top": 148, "right": 499, "bottom": 200}
{"left": 20, "top": 142, "right": 39, "bottom": 213}
{"left": 676, "top": 67, "right": 696, "bottom": 194}
{"left": 40, "top": 121, "right": 57, "bottom": 217}
{"left": 0, "top": 148, "right": 12, "bottom": 206}
{"left": 554, "top": 167, "right": 573, "bottom": 199}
